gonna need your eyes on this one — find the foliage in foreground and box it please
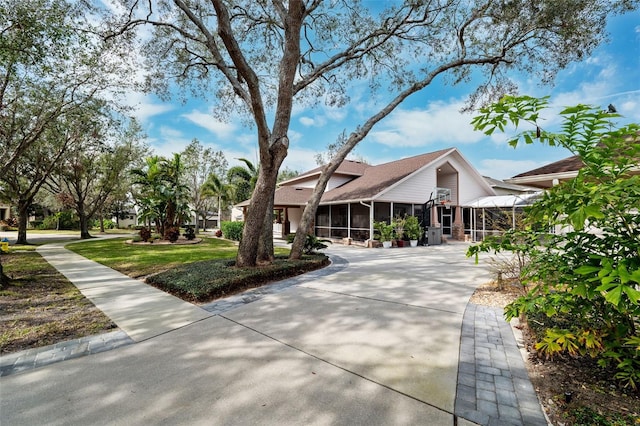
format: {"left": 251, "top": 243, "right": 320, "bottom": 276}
{"left": 146, "top": 255, "right": 329, "bottom": 302}
{"left": 468, "top": 96, "right": 640, "bottom": 390}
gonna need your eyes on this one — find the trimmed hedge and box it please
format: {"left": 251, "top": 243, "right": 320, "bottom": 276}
{"left": 146, "top": 254, "right": 329, "bottom": 302}
{"left": 220, "top": 221, "right": 244, "bottom": 241}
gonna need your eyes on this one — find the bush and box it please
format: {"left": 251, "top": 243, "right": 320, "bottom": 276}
{"left": 146, "top": 254, "right": 329, "bottom": 302}
{"left": 214, "top": 229, "right": 222, "bottom": 237}
{"left": 37, "top": 216, "right": 57, "bottom": 230}
{"left": 470, "top": 96, "right": 640, "bottom": 390}
{"left": 286, "top": 233, "right": 331, "bottom": 254}
{"left": 139, "top": 227, "right": 151, "bottom": 242}
{"left": 220, "top": 221, "right": 244, "bottom": 241}
{"left": 164, "top": 226, "right": 180, "bottom": 242}
{"left": 183, "top": 226, "right": 196, "bottom": 240}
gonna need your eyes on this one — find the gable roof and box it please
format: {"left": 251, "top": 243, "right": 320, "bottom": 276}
{"left": 506, "top": 155, "right": 584, "bottom": 188}
{"left": 279, "top": 159, "right": 370, "bottom": 186}
{"left": 321, "top": 148, "right": 454, "bottom": 203}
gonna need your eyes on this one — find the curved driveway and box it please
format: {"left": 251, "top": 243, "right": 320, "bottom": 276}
{"left": 1, "top": 241, "right": 525, "bottom": 425}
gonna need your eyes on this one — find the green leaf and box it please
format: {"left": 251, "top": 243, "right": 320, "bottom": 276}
{"left": 575, "top": 265, "right": 600, "bottom": 275}
{"left": 603, "top": 285, "right": 623, "bottom": 307}
{"left": 622, "top": 286, "right": 640, "bottom": 304}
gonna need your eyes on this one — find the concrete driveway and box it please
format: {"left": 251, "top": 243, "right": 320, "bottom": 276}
{"left": 1, "top": 243, "right": 492, "bottom": 425}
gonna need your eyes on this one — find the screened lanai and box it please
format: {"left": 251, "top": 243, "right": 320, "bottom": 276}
{"left": 465, "top": 193, "right": 542, "bottom": 241}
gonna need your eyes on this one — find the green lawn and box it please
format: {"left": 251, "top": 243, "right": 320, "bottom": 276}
{"left": 66, "top": 237, "right": 290, "bottom": 278}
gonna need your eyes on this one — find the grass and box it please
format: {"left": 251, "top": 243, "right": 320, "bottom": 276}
{"left": 66, "top": 236, "right": 263, "bottom": 278}
{"left": 0, "top": 251, "right": 116, "bottom": 354}
{"left": 68, "top": 236, "right": 328, "bottom": 302}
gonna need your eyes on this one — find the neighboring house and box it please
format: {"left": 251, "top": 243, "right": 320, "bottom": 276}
{"left": 506, "top": 155, "right": 586, "bottom": 188}
{"left": 238, "top": 147, "right": 534, "bottom": 245}
{"left": 504, "top": 150, "right": 640, "bottom": 236}
{"left": 113, "top": 210, "right": 138, "bottom": 228}
{"left": 506, "top": 152, "right": 640, "bottom": 189}
{"left": 0, "top": 203, "right": 11, "bottom": 221}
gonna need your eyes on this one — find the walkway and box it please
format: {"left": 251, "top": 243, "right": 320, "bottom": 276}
{"left": 0, "top": 240, "right": 547, "bottom": 425}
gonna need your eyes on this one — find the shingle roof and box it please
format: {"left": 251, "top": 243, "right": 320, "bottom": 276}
{"left": 281, "top": 160, "right": 370, "bottom": 185}
{"left": 511, "top": 155, "right": 584, "bottom": 178}
{"left": 321, "top": 148, "right": 453, "bottom": 203}
{"left": 273, "top": 186, "right": 315, "bottom": 206}
{"left": 237, "top": 185, "right": 314, "bottom": 207}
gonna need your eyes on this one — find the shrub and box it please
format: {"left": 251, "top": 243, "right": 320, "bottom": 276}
{"left": 164, "top": 226, "right": 180, "bottom": 242}
{"left": 215, "top": 229, "right": 222, "bottom": 237}
{"left": 139, "top": 227, "right": 151, "bottom": 242}
{"left": 183, "top": 226, "right": 196, "bottom": 240}
{"left": 469, "top": 96, "right": 640, "bottom": 390}
{"left": 37, "top": 215, "right": 58, "bottom": 230}
{"left": 373, "top": 221, "right": 394, "bottom": 242}
{"left": 146, "top": 254, "right": 329, "bottom": 302}
{"left": 220, "top": 221, "right": 243, "bottom": 241}
{"left": 286, "top": 233, "right": 331, "bottom": 254}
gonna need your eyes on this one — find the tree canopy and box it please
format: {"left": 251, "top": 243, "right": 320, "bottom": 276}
{"left": 108, "top": 0, "right": 638, "bottom": 265}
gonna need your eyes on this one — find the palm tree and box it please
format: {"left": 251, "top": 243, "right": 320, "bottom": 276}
{"left": 227, "top": 158, "right": 258, "bottom": 204}
{"left": 131, "top": 156, "right": 165, "bottom": 233}
{"left": 130, "top": 154, "right": 190, "bottom": 237}
{"left": 201, "top": 172, "right": 233, "bottom": 223}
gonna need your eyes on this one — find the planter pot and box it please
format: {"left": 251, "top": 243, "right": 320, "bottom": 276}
{"left": 382, "top": 241, "right": 392, "bottom": 249}
{"left": 397, "top": 240, "right": 404, "bottom": 247}
{"left": 410, "top": 240, "right": 418, "bottom": 247}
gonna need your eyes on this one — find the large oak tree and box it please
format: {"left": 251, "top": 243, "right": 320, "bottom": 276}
{"left": 109, "top": 0, "right": 638, "bottom": 266}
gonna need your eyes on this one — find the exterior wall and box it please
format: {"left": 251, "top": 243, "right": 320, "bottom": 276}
{"left": 117, "top": 214, "right": 138, "bottom": 228}
{"left": 437, "top": 170, "right": 458, "bottom": 203}
{"left": 0, "top": 204, "right": 11, "bottom": 221}
{"left": 287, "top": 207, "right": 302, "bottom": 233}
{"left": 446, "top": 157, "right": 495, "bottom": 203}
{"left": 378, "top": 167, "right": 437, "bottom": 203}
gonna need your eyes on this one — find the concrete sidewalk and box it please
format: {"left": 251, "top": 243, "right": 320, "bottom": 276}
{"left": 1, "top": 241, "right": 546, "bottom": 425}
{"left": 36, "top": 240, "right": 213, "bottom": 342}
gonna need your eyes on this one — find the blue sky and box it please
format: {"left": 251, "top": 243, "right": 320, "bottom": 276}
{"left": 128, "top": 10, "right": 640, "bottom": 181}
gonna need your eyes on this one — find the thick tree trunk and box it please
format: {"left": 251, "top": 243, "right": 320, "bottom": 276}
{"left": 236, "top": 141, "right": 287, "bottom": 267}
{"left": 79, "top": 212, "right": 92, "bottom": 239}
{"left": 236, "top": 167, "right": 278, "bottom": 266}
{"left": 16, "top": 202, "right": 29, "bottom": 245}
{"left": 257, "top": 190, "right": 275, "bottom": 263}
{"left": 290, "top": 148, "right": 354, "bottom": 259}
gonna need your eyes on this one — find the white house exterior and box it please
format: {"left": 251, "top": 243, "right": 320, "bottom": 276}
{"left": 239, "top": 148, "right": 534, "bottom": 245}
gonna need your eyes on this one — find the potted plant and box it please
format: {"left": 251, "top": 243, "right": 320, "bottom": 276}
{"left": 394, "top": 215, "right": 406, "bottom": 247}
{"left": 404, "top": 215, "right": 423, "bottom": 247}
{"left": 374, "top": 221, "right": 395, "bottom": 248}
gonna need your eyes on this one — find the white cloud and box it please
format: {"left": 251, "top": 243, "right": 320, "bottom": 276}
{"left": 281, "top": 147, "right": 319, "bottom": 173}
{"left": 368, "top": 100, "right": 482, "bottom": 147}
{"left": 134, "top": 101, "right": 176, "bottom": 123}
{"left": 182, "top": 110, "right": 237, "bottom": 138}
{"left": 299, "top": 117, "right": 315, "bottom": 126}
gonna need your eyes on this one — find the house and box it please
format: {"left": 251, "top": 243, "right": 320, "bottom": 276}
{"left": 506, "top": 155, "right": 586, "bottom": 188}
{"left": 0, "top": 203, "right": 11, "bottom": 222}
{"left": 506, "top": 151, "right": 640, "bottom": 189}
{"left": 239, "top": 147, "right": 534, "bottom": 245}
